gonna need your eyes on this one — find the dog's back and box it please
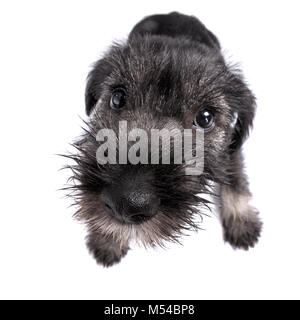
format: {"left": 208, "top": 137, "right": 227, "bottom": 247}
{"left": 129, "top": 12, "right": 220, "bottom": 50}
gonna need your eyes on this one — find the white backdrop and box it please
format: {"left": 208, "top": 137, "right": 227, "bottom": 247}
{"left": 0, "top": 0, "right": 299, "bottom": 299}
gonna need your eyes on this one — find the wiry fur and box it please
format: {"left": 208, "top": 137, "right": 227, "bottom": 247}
{"left": 63, "top": 12, "right": 262, "bottom": 267}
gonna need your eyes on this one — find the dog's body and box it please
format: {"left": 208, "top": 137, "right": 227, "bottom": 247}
{"left": 66, "top": 12, "right": 262, "bottom": 267}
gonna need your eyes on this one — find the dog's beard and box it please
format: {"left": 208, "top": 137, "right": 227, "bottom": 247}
{"left": 72, "top": 190, "right": 209, "bottom": 248}
{"left": 64, "top": 149, "right": 213, "bottom": 248}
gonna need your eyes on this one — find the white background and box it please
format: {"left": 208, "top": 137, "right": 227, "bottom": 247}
{"left": 0, "top": 0, "right": 300, "bottom": 299}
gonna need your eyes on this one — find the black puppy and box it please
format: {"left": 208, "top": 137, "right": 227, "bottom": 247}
{"left": 66, "top": 12, "right": 262, "bottom": 267}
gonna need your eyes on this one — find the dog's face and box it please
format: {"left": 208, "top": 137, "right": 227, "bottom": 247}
{"left": 69, "top": 35, "right": 255, "bottom": 247}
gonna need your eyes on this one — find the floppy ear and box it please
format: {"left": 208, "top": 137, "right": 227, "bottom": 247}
{"left": 85, "top": 58, "right": 112, "bottom": 116}
{"left": 226, "top": 75, "right": 256, "bottom": 152}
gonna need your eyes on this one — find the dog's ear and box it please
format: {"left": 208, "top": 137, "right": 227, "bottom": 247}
{"left": 85, "top": 58, "right": 112, "bottom": 116}
{"left": 226, "top": 75, "right": 256, "bottom": 152}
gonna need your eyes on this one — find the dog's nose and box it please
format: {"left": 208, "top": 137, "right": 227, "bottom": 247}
{"left": 122, "top": 190, "right": 159, "bottom": 223}
{"left": 101, "top": 188, "right": 160, "bottom": 224}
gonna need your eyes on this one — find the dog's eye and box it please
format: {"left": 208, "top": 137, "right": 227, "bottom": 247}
{"left": 193, "top": 109, "right": 214, "bottom": 130}
{"left": 110, "top": 88, "right": 126, "bottom": 110}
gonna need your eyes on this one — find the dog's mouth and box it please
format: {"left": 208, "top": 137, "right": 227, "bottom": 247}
{"left": 126, "top": 213, "right": 150, "bottom": 224}
{"left": 103, "top": 202, "right": 151, "bottom": 225}
{"left": 102, "top": 197, "right": 159, "bottom": 225}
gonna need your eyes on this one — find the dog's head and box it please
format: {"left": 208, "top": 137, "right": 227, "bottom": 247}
{"left": 67, "top": 14, "right": 255, "bottom": 247}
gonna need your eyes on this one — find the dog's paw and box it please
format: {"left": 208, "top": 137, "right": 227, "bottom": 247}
{"left": 86, "top": 234, "right": 129, "bottom": 267}
{"left": 89, "top": 246, "right": 128, "bottom": 267}
{"left": 222, "top": 210, "right": 262, "bottom": 250}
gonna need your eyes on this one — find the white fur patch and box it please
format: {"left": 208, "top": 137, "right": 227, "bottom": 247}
{"left": 221, "top": 186, "right": 251, "bottom": 219}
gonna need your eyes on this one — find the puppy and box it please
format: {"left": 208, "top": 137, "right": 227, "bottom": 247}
{"left": 65, "top": 12, "right": 262, "bottom": 267}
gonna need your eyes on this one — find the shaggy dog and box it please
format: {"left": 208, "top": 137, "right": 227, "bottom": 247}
{"left": 65, "top": 12, "right": 262, "bottom": 267}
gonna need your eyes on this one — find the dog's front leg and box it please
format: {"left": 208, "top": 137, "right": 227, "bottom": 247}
{"left": 86, "top": 232, "right": 129, "bottom": 267}
{"left": 219, "top": 151, "right": 262, "bottom": 250}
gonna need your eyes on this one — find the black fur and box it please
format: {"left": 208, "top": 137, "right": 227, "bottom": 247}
{"left": 64, "top": 12, "right": 262, "bottom": 267}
